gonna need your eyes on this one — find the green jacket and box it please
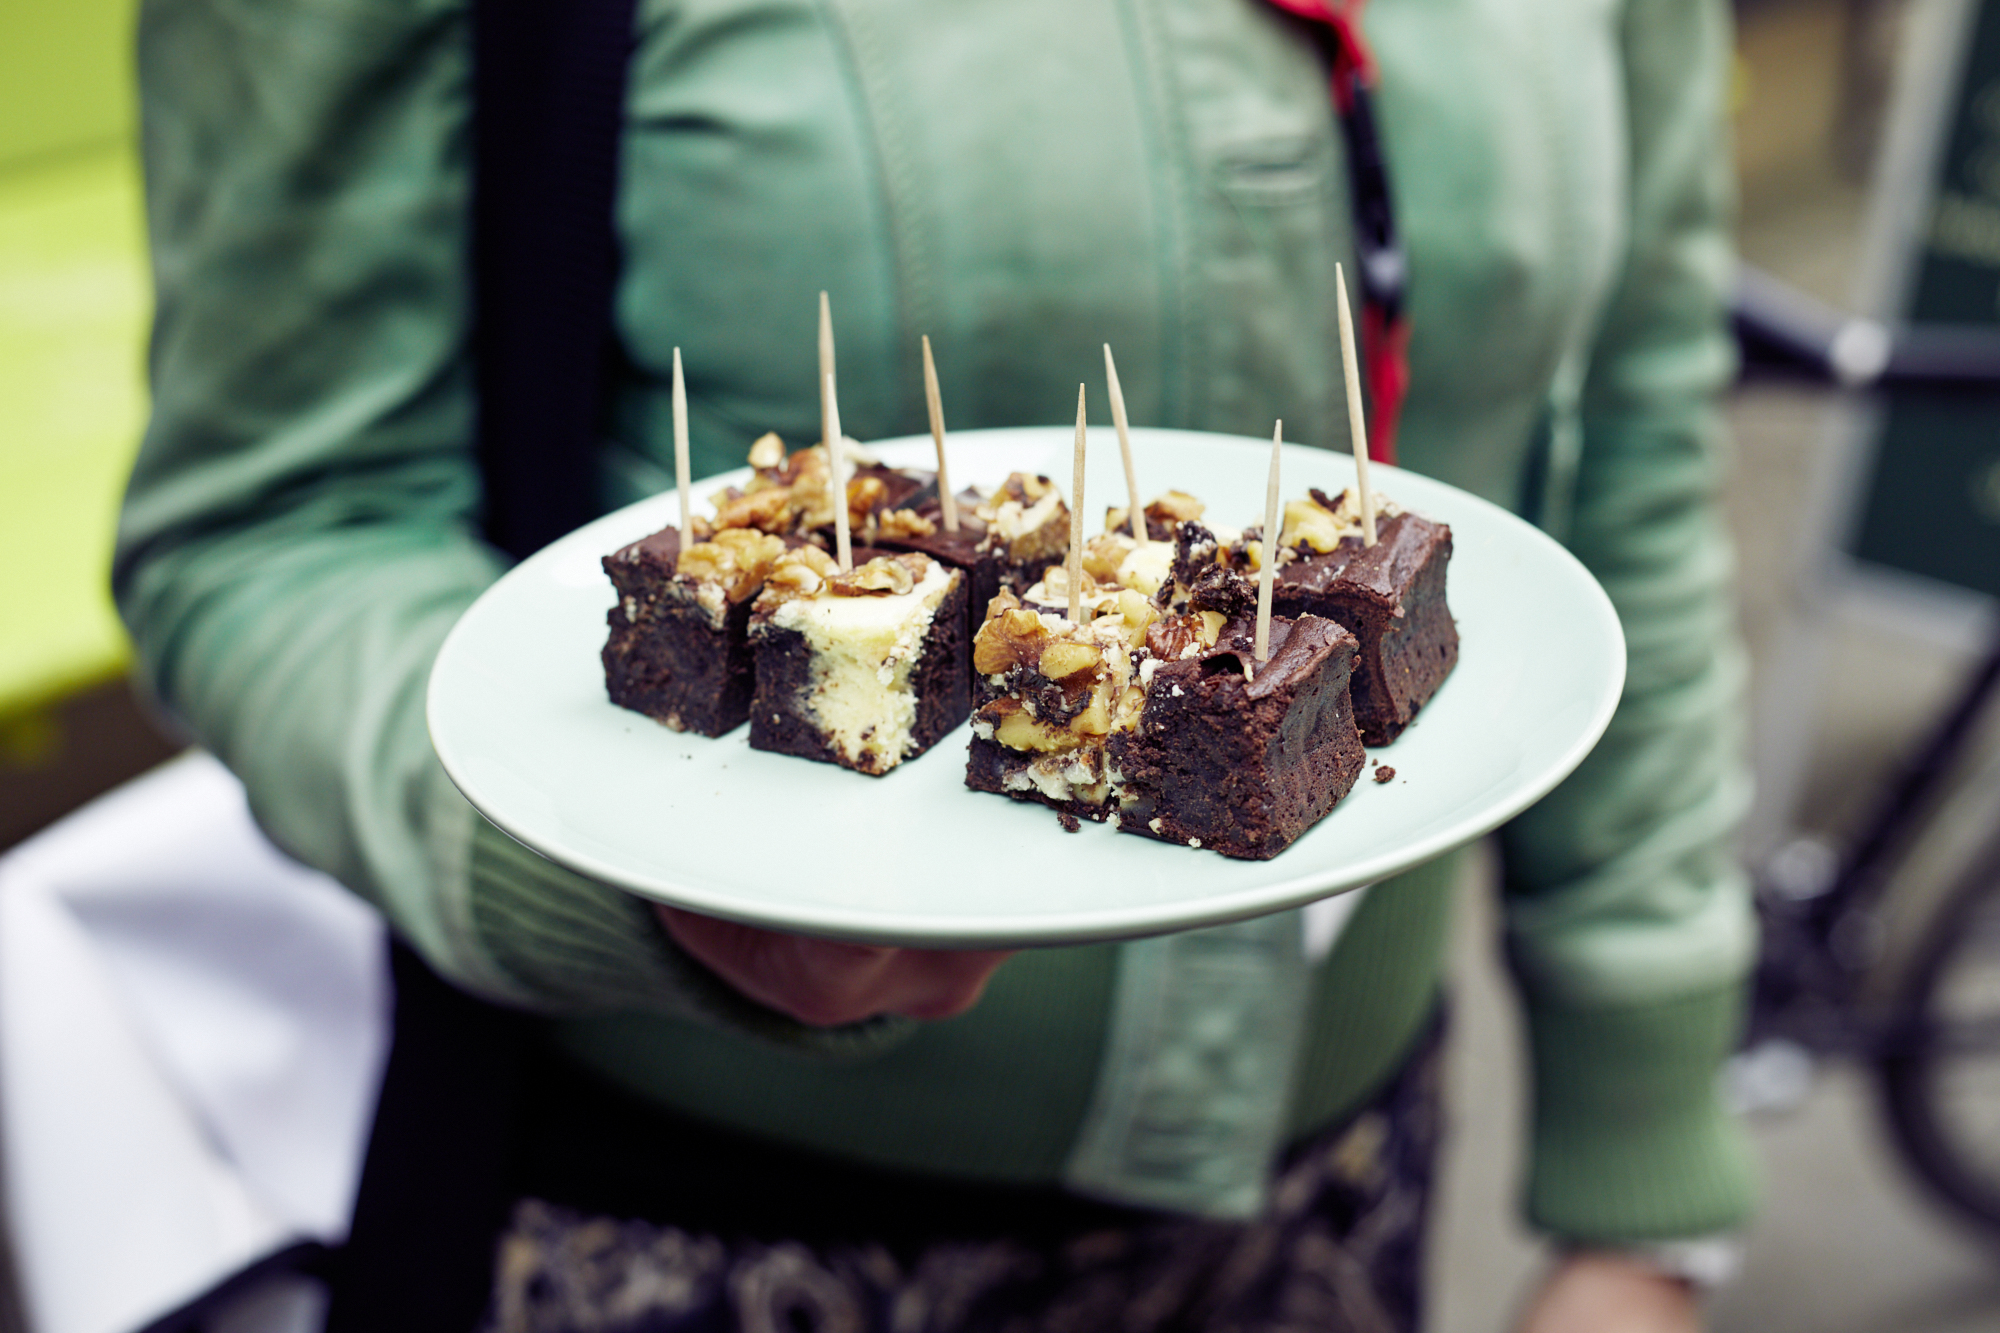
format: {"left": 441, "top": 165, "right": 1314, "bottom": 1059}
{"left": 120, "top": 0, "right": 1755, "bottom": 1241}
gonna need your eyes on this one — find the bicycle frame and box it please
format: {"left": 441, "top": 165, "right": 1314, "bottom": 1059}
{"left": 1735, "top": 263, "right": 2000, "bottom": 1059}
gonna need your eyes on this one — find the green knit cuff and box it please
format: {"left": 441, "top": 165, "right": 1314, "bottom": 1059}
{"left": 466, "top": 815, "right": 914, "bottom": 1057}
{"left": 1522, "top": 984, "right": 1757, "bottom": 1243}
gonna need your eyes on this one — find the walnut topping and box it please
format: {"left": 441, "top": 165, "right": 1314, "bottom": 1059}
{"left": 709, "top": 486, "right": 795, "bottom": 534}
{"left": 982, "top": 698, "right": 1075, "bottom": 753}
{"left": 978, "top": 617, "right": 1144, "bottom": 760}
{"left": 1083, "top": 533, "right": 1135, "bottom": 583}
{"left": 878, "top": 507, "right": 937, "bottom": 539}
{"left": 756, "top": 545, "right": 840, "bottom": 603}
{"left": 847, "top": 475, "right": 888, "bottom": 530}
{"left": 997, "top": 473, "right": 1058, "bottom": 505}
{"left": 674, "top": 528, "right": 788, "bottom": 602}
{"left": 1279, "top": 486, "right": 1401, "bottom": 553}
{"left": 973, "top": 599, "right": 1054, "bottom": 675}
{"left": 710, "top": 438, "right": 863, "bottom": 535}
{"left": 976, "top": 473, "right": 1069, "bottom": 552}
{"left": 1145, "top": 615, "right": 1198, "bottom": 662}
{"left": 983, "top": 586, "right": 1024, "bottom": 623}
{"left": 1035, "top": 563, "right": 1101, "bottom": 606}
{"left": 827, "top": 554, "right": 922, "bottom": 597}
{"left": 1107, "top": 489, "right": 1207, "bottom": 540}
{"left": 699, "top": 432, "right": 916, "bottom": 541}
{"left": 1038, "top": 640, "right": 1102, "bottom": 681}
{"left": 1112, "top": 589, "right": 1157, "bottom": 647}
{"left": 1144, "top": 609, "right": 1227, "bottom": 661}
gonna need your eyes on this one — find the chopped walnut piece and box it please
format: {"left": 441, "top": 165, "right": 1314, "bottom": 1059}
{"left": 1145, "top": 615, "right": 1199, "bottom": 662}
{"left": 712, "top": 486, "right": 796, "bottom": 534}
{"left": 1082, "top": 533, "right": 1135, "bottom": 582}
{"left": 1004, "top": 473, "right": 1057, "bottom": 504}
{"left": 1113, "top": 590, "right": 1157, "bottom": 646}
{"left": 746, "top": 432, "right": 786, "bottom": 471}
{"left": 1143, "top": 609, "right": 1227, "bottom": 662}
{"left": 878, "top": 507, "right": 937, "bottom": 539}
{"left": 1278, "top": 487, "right": 1401, "bottom": 553}
{"left": 1036, "top": 564, "right": 1100, "bottom": 603}
{"left": 846, "top": 474, "right": 888, "bottom": 525}
{"left": 1071, "top": 687, "right": 1115, "bottom": 735}
{"left": 973, "top": 605, "right": 1054, "bottom": 675}
{"left": 977, "top": 472, "right": 1069, "bottom": 550}
{"left": 1108, "top": 490, "right": 1207, "bottom": 540}
{"left": 1280, "top": 495, "right": 1346, "bottom": 554}
{"left": 675, "top": 528, "right": 788, "bottom": 602}
{"left": 1038, "top": 640, "right": 1102, "bottom": 681}
{"left": 828, "top": 554, "right": 920, "bottom": 597}
{"left": 988, "top": 701, "right": 1077, "bottom": 753}
{"left": 757, "top": 546, "right": 840, "bottom": 603}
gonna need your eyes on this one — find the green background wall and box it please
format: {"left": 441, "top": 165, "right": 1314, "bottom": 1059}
{"left": 0, "top": 0, "right": 149, "bottom": 749}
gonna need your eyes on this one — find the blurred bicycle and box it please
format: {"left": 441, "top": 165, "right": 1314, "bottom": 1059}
{"left": 1732, "top": 264, "right": 2000, "bottom": 1239}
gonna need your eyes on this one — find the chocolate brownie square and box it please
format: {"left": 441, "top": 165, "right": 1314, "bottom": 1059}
{"left": 964, "top": 592, "right": 1154, "bottom": 822}
{"left": 965, "top": 589, "right": 1366, "bottom": 859}
{"left": 601, "top": 527, "right": 789, "bottom": 736}
{"left": 1272, "top": 506, "right": 1457, "bottom": 746}
{"left": 1107, "top": 615, "right": 1366, "bottom": 859}
{"left": 748, "top": 550, "right": 970, "bottom": 775}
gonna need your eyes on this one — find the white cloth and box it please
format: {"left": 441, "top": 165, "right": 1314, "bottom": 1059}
{"left": 0, "top": 752, "right": 390, "bottom": 1333}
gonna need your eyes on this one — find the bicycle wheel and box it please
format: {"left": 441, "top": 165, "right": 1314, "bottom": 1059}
{"left": 1878, "top": 822, "right": 2000, "bottom": 1237}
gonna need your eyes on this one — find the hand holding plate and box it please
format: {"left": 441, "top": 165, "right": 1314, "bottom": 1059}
{"left": 656, "top": 905, "right": 1014, "bottom": 1026}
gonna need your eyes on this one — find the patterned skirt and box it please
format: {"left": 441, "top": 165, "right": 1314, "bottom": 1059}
{"left": 482, "top": 1015, "right": 1443, "bottom": 1333}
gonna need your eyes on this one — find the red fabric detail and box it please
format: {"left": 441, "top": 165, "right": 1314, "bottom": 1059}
{"left": 1361, "top": 305, "right": 1409, "bottom": 466}
{"left": 1262, "top": 0, "right": 1377, "bottom": 109}
{"left": 1260, "top": 0, "right": 1408, "bottom": 460}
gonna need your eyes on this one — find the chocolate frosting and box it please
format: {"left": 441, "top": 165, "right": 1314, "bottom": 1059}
{"left": 623, "top": 525, "right": 682, "bottom": 564}
{"left": 1190, "top": 614, "right": 1356, "bottom": 701}
{"left": 1275, "top": 511, "right": 1447, "bottom": 606}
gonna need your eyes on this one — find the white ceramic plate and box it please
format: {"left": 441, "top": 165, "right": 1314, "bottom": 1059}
{"left": 428, "top": 427, "right": 1624, "bottom": 947}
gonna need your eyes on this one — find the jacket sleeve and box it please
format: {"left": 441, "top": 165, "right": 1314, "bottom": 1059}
{"left": 117, "top": 0, "right": 904, "bottom": 1053}
{"left": 1497, "top": 0, "right": 1759, "bottom": 1242}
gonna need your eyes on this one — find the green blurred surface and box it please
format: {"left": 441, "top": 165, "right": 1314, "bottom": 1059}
{"left": 0, "top": 0, "right": 137, "bottom": 172}
{"left": 0, "top": 0, "right": 147, "bottom": 725}
{"left": 0, "top": 154, "right": 150, "bottom": 718}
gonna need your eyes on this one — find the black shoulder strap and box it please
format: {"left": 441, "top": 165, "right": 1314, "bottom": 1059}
{"left": 472, "top": 0, "right": 642, "bottom": 560}
{"left": 325, "top": 5, "right": 641, "bottom": 1328}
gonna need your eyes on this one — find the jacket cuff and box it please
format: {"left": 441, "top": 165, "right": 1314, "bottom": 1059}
{"left": 1522, "top": 984, "right": 1757, "bottom": 1243}
{"left": 466, "top": 813, "right": 914, "bottom": 1057}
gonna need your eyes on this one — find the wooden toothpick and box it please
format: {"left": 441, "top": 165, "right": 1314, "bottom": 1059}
{"left": 1256, "top": 420, "right": 1281, "bottom": 663}
{"left": 827, "top": 371, "right": 852, "bottom": 572}
{"left": 1334, "top": 263, "right": 1378, "bottom": 547}
{"left": 922, "top": 336, "right": 958, "bottom": 533}
{"left": 1103, "top": 344, "right": 1143, "bottom": 541}
{"left": 1068, "top": 384, "right": 1087, "bottom": 625}
{"left": 818, "top": 290, "right": 835, "bottom": 446}
{"left": 672, "top": 347, "right": 692, "bottom": 543}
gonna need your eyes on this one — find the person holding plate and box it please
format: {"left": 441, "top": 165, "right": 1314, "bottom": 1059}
{"left": 116, "top": 0, "right": 1754, "bottom": 1328}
